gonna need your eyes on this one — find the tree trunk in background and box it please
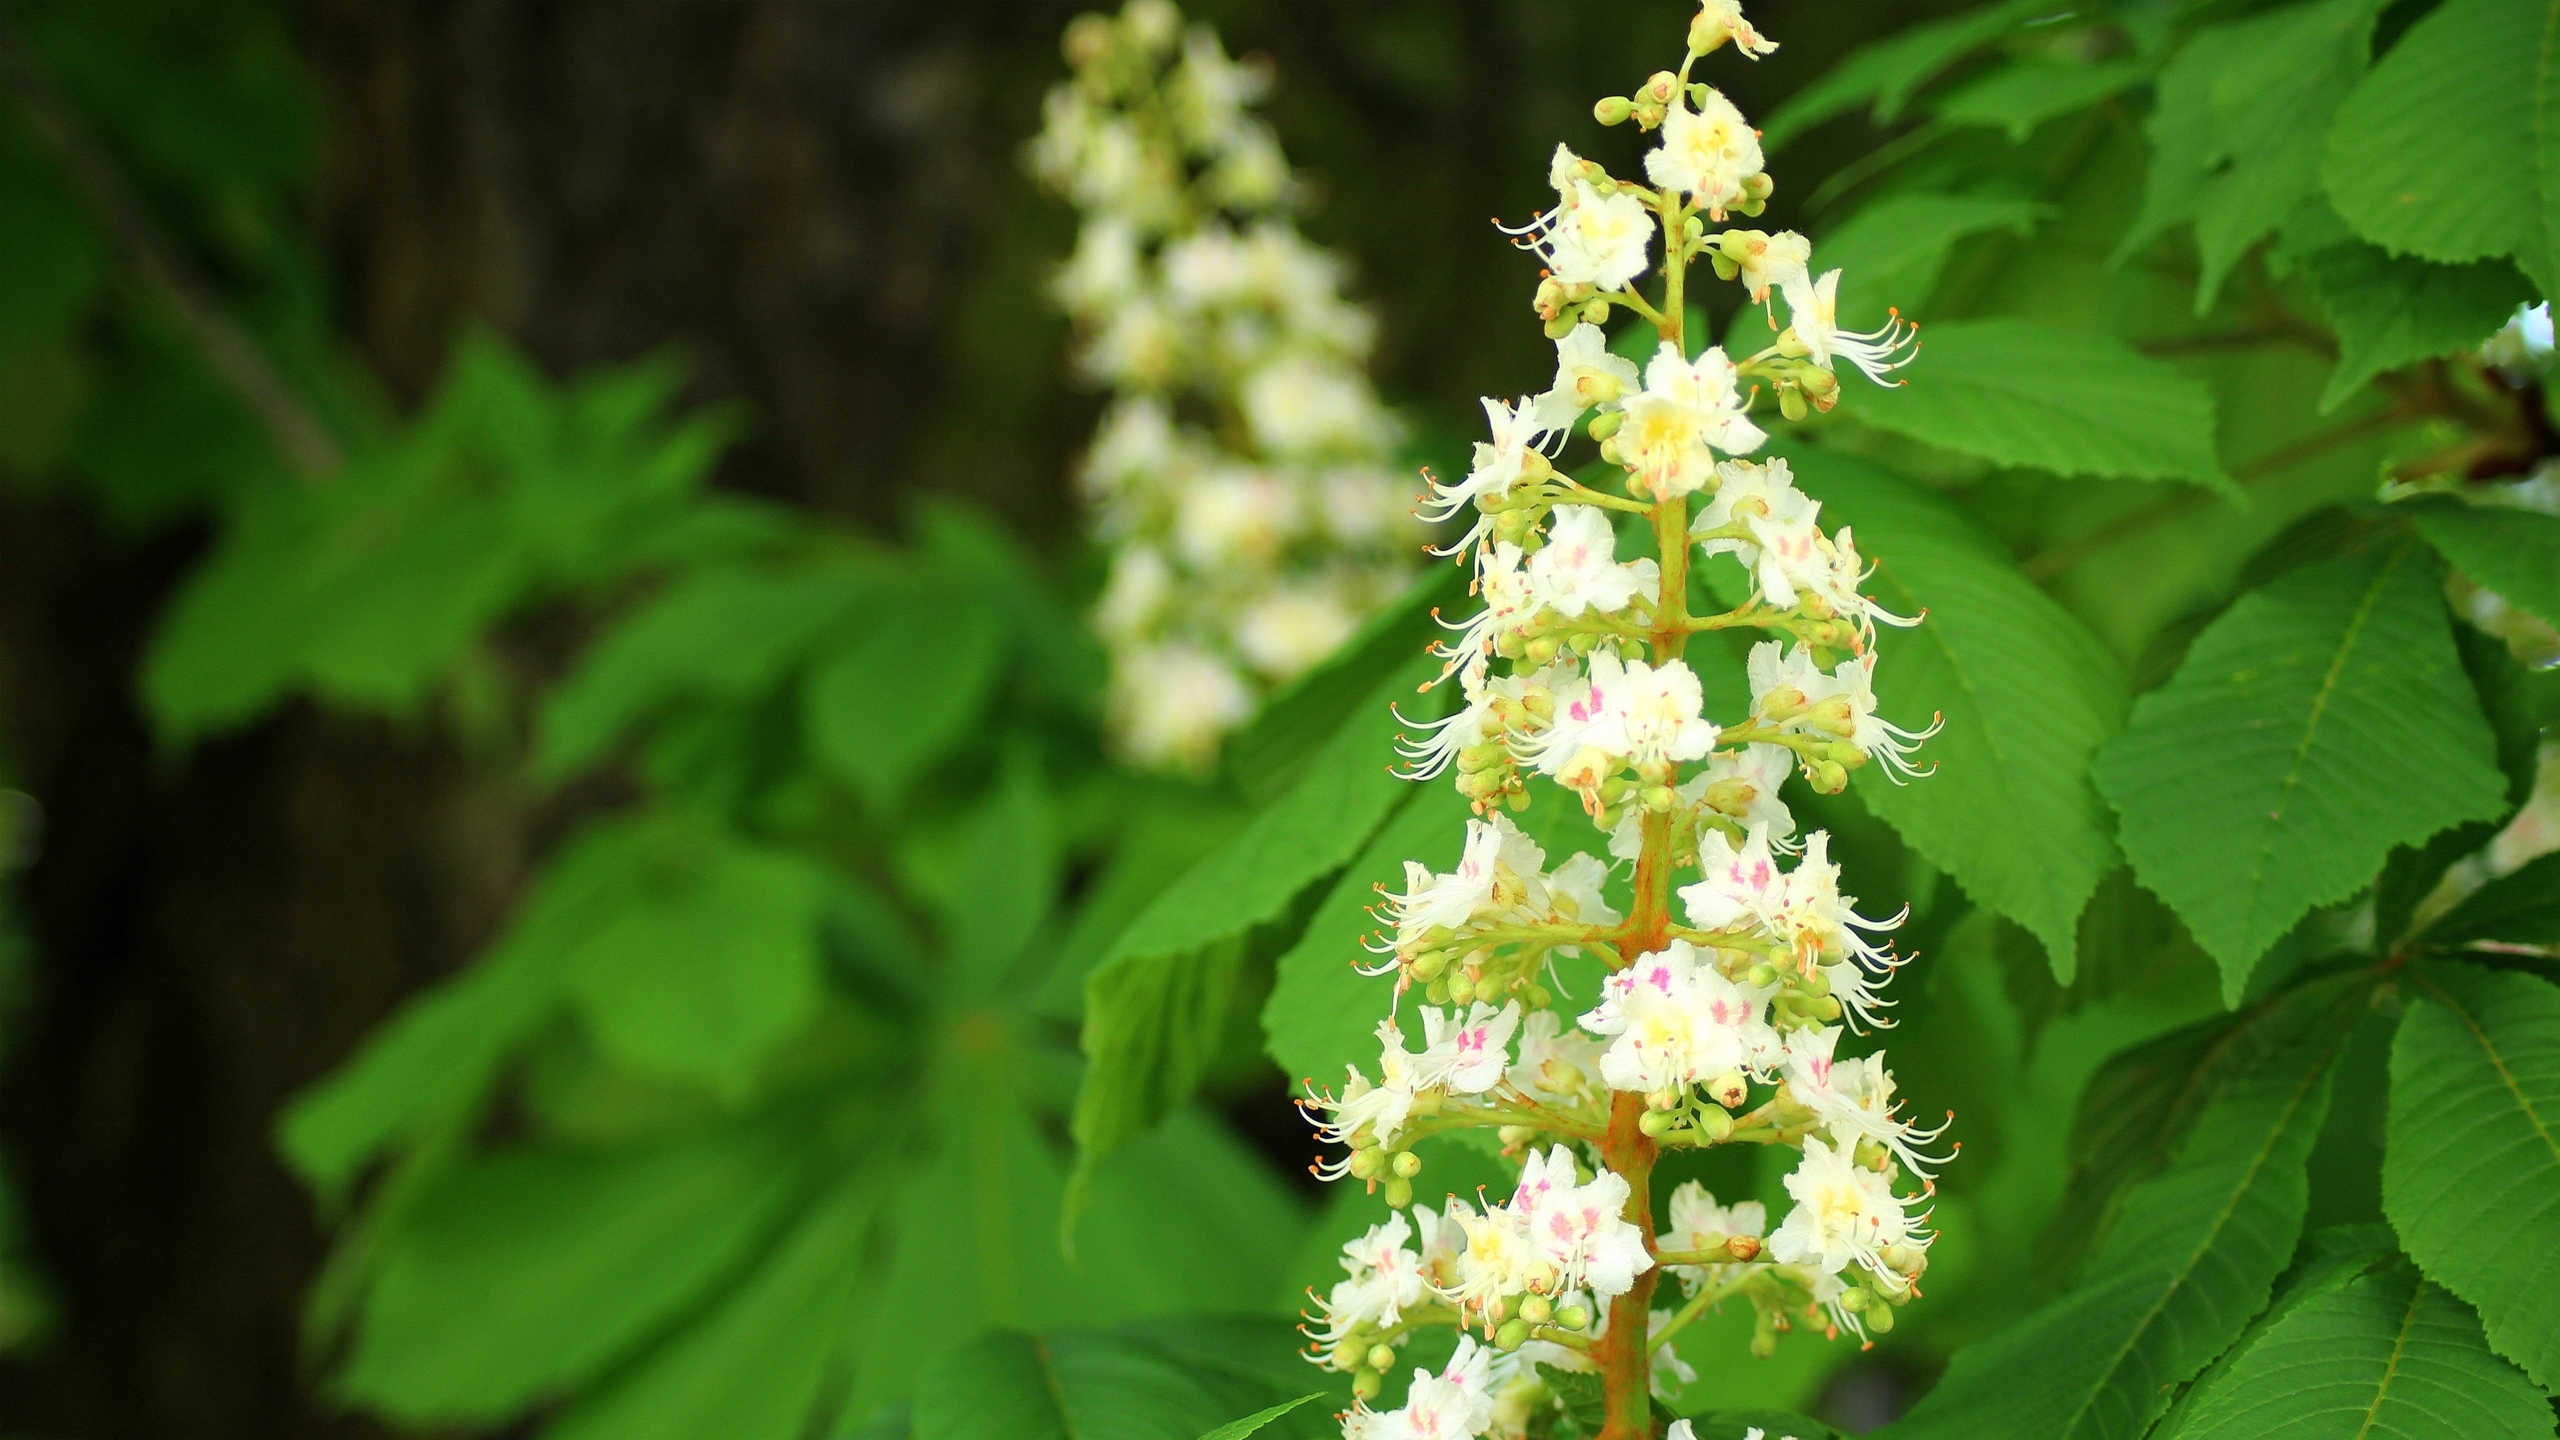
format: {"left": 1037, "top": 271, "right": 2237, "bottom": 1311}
{"left": 0, "top": 3, "right": 1927, "bottom": 1435}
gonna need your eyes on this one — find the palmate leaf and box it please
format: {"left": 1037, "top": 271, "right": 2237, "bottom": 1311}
{"left": 2158, "top": 1261, "right": 2554, "bottom": 1440}
{"left": 1931, "top": 58, "right": 2145, "bottom": 143}
{"left": 2093, "top": 539, "right": 2508, "bottom": 1000}
{"left": 2320, "top": 0, "right": 2560, "bottom": 297}
{"left": 2384, "top": 964, "right": 2560, "bottom": 1390}
{"left": 2122, "top": 0, "right": 2382, "bottom": 310}
{"left": 1813, "top": 191, "right": 2045, "bottom": 326}
{"left": 1884, "top": 1020, "right": 2344, "bottom": 1440}
{"left": 805, "top": 580, "right": 1011, "bottom": 811}
{"left": 1835, "top": 319, "right": 2229, "bottom": 491}
{"left": 1788, "top": 447, "right": 2128, "bottom": 973}
{"left": 2371, "top": 622, "right": 2541, "bottom": 950}
{"left": 2297, "top": 245, "right": 2534, "bottom": 411}
{"left": 2404, "top": 498, "right": 2560, "bottom": 633}
{"left": 1070, "top": 655, "right": 1437, "bottom": 1191}
{"left": 2423, "top": 851, "right": 2560, "bottom": 950}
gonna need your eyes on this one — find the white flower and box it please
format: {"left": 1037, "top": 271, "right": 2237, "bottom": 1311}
{"left": 1518, "top": 651, "right": 1718, "bottom": 815}
{"left": 1314, "top": 1214, "right": 1431, "bottom": 1342}
{"left": 1726, "top": 228, "right": 1810, "bottom": 309}
{"left": 1441, "top": 1146, "right": 1652, "bottom": 1310}
{"left": 1109, "top": 643, "right": 1253, "bottom": 772}
{"left": 1577, "top": 939, "right": 1782, "bottom": 1091}
{"left": 1643, "top": 88, "right": 1763, "bottom": 215}
{"left": 1543, "top": 850, "right": 1624, "bottom": 931}
{"left": 1054, "top": 217, "right": 1145, "bottom": 311}
{"left": 1768, "top": 1133, "right": 1929, "bottom": 1286}
{"left": 1781, "top": 1027, "right": 1950, "bottom": 1178}
{"left": 1692, "top": 0, "right": 1780, "bottom": 59}
{"left": 1169, "top": 24, "right": 1268, "bottom": 148}
{"left": 1525, "top": 505, "right": 1657, "bottom": 618}
{"left": 1173, "top": 465, "right": 1297, "bottom": 568}
{"left": 1508, "top": 1008, "right": 1606, "bottom": 1104}
{"left": 1242, "top": 352, "right": 1392, "bottom": 457}
{"left": 1619, "top": 343, "right": 1765, "bottom": 498}
{"left": 1235, "top": 583, "right": 1356, "bottom": 680}
{"left": 1659, "top": 1180, "right": 1768, "bottom": 1295}
{"left": 1421, "top": 397, "right": 1545, "bottom": 558}
{"left": 1813, "top": 648, "right": 1939, "bottom": 781}
{"left": 1085, "top": 293, "right": 1184, "bottom": 386}
{"left": 1433, "top": 541, "right": 1540, "bottom": 689}
{"left": 1609, "top": 746, "right": 1797, "bottom": 861}
{"left": 1354, "top": 1336, "right": 1500, "bottom": 1440}
{"left": 1080, "top": 396, "right": 1186, "bottom": 507}
{"left": 1094, "top": 544, "right": 1173, "bottom": 643}
{"left": 1680, "top": 821, "right": 1791, "bottom": 936}
{"left": 1549, "top": 180, "right": 1658, "bottom": 290}
{"left": 1779, "top": 267, "right": 1919, "bottom": 385}
{"left": 1529, "top": 323, "right": 1642, "bottom": 434}
{"left": 1418, "top": 1001, "right": 1523, "bottom": 1094}
{"left": 1382, "top": 812, "right": 1549, "bottom": 948}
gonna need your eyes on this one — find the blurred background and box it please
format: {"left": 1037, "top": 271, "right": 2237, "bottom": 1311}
{"left": 0, "top": 2, "right": 2449, "bottom": 1438}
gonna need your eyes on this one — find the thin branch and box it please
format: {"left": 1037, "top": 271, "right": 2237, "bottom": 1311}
{"left": 0, "top": 11, "right": 339, "bottom": 481}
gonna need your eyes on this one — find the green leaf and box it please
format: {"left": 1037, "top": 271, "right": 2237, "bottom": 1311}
{"left": 2093, "top": 540, "right": 2509, "bottom": 1000}
{"left": 1885, "top": 1021, "right": 2344, "bottom": 1440}
{"left": 2385, "top": 964, "right": 2560, "bottom": 1389}
{"left": 805, "top": 582, "right": 1010, "bottom": 809}
{"left": 539, "top": 564, "right": 877, "bottom": 778}
{"left": 2298, "top": 246, "right": 2535, "bottom": 410}
{"left": 1763, "top": 0, "right": 2057, "bottom": 147}
{"left": 2125, "top": 0, "right": 2382, "bottom": 309}
{"left": 1787, "top": 447, "right": 2128, "bottom": 972}
{"left": 1677, "top": 1413, "right": 1841, "bottom": 1440}
{"left": 2038, "top": 974, "right": 2373, "bottom": 1288}
{"left": 337, "top": 1128, "right": 806, "bottom": 1422}
{"left": 2405, "top": 498, "right": 2560, "bottom": 633}
{"left": 560, "top": 818, "right": 830, "bottom": 1095}
{"left": 540, "top": 1165, "right": 891, "bottom": 1440}
{"left": 2424, "top": 851, "right": 2560, "bottom": 949}
{"left": 1038, "top": 797, "right": 1251, "bottom": 1021}
{"left": 1072, "top": 655, "right": 1433, "bottom": 1186}
{"left": 2159, "top": 1261, "right": 2555, "bottom": 1440}
{"left": 2373, "top": 621, "right": 2542, "bottom": 948}
{"left": 1837, "top": 319, "right": 2229, "bottom": 490}
{"left": 1196, "top": 1393, "right": 1327, "bottom": 1440}
{"left": 2321, "top": 0, "right": 2560, "bottom": 296}
{"left": 911, "top": 1328, "right": 1297, "bottom": 1440}
{"left": 1815, "top": 192, "right": 2046, "bottom": 326}
{"left": 940, "top": 760, "right": 1059, "bottom": 996}
{"left": 1933, "top": 58, "right": 2146, "bottom": 142}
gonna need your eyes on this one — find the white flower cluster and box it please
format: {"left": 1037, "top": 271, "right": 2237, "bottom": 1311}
{"left": 1032, "top": 0, "right": 1419, "bottom": 772}
{"left": 1298, "top": 7, "right": 1949, "bottom": 1435}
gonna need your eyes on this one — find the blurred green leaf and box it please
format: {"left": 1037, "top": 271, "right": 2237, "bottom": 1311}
{"left": 1932, "top": 58, "right": 2145, "bottom": 142}
{"left": 1815, "top": 191, "right": 2045, "bottom": 326}
{"left": 1838, "top": 319, "right": 2229, "bottom": 490}
{"left": 2320, "top": 0, "right": 2560, "bottom": 296}
{"left": 2094, "top": 541, "right": 2508, "bottom": 1000}
{"left": 338, "top": 1127, "right": 809, "bottom": 1423}
{"left": 1763, "top": 0, "right": 2057, "bottom": 146}
{"left": 1226, "top": 564, "right": 1460, "bottom": 806}
{"left": 2385, "top": 964, "right": 2560, "bottom": 1389}
{"left": 806, "top": 583, "right": 1010, "bottom": 810}
{"left": 912, "top": 1327, "right": 1298, "bottom": 1440}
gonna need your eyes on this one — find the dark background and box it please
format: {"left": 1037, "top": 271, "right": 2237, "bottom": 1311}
{"left": 0, "top": 4, "right": 1956, "bottom": 1435}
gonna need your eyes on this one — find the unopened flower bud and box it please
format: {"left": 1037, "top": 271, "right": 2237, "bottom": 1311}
{"left": 1061, "top": 14, "right": 1111, "bottom": 65}
{"left": 1594, "top": 95, "right": 1634, "bottom": 126}
{"left": 1641, "top": 71, "right": 1680, "bottom": 105}
{"left": 1353, "top": 1367, "right": 1383, "bottom": 1400}
{"left": 1639, "top": 1109, "right": 1679, "bottom": 1138}
{"left": 1642, "top": 784, "right": 1678, "bottom": 812}
{"left": 1349, "top": 1147, "right": 1385, "bottom": 1180}
{"left": 1881, "top": 1243, "right": 1926, "bottom": 1276}
{"left": 1750, "top": 1327, "right": 1777, "bottom": 1360}
{"left": 1743, "top": 171, "right": 1775, "bottom": 202}
{"left": 1495, "top": 1317, "right": 1531, "bottom": 1352}
{"left": 1447, "top": 972, "right": 1477, "bottom": 1005}
{"left": 1693, "top": 1105, "right": 1734, "bottom": 1142}
{"left": 1864, "top": 1301, "right": 1896, "bottom": 1334}
{"left": 1409, "top": 948, "right": 1450, "bottom": 980}
{"left": 1522, "top": 982, "right": 1552, "bottom": 1010}
{"left": 1812, "top": 993, "right": 1844, "bottom": 1022}
{"left": 1409, "top": 1088, "right": 1443, "bottom": 1116}
{"left": 1425, "top": 976, "right": 1452, "bottom": 1005}
{"left": 1543, "top": 312, "right": 1581, "bottom": 340}
{"left": 1759, "top": 684, "right": 1809, "bottom": 722}
{"left": 1520, "top": 1294, "right": 1553, "bottom": 1326}
{"left": 1534, "top": 276, "right": 1568, "bottom": 322}
{"left": 1724, "top": 1232, "right": 1761, "bottom": 1262}
{"left": 1746, "top": 963, "right": 1779, "bottom": 988}
{"left": 1391, "top": 1149, "right": 1423, "bottom": 1179}
{"left": 1367, "top": 1343, "right": 1397, "bottom": 1372}
{"left": 1582, "top": 298, "right": 1611, "bottom": 325}
{"left": 1597, "top": 435, "right": 1625, "bottom": 466}
{"left": 1383, "top": 1175, "right": 1414, "bottom": 1209}
{"left": 1586, "top": 408, "right": 1623, "bottom": 441}
{"left": 1813, "top": 760, "right": 1849, "bottom": 794}
{"left": 1779, "top": 387, "right": 1810, "bottom": 422}
{"left": 1556, "top": 1303, "right": 1590, "bottom": 1330}
{"left": 1331, "top": 1338, "right": 1366, "bottom": 1369}
{"left": 1808, "top": 695, "right": 1858, "bottom": 739}
{"left": 1707, "top": 1068, "right": 1749, "bottom": 1110}
{"left": 1838, "top": 1285, "right": 1871, "bottom": 1311}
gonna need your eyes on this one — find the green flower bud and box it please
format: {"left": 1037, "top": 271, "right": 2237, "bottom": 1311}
{"left": 1582, "top": 298, "right": 1611, "bottom": 325}
{"left": 1520, "top": 1294, "right": 1553, "bottom": 1326}
{"left": 1811, "top": 994, "right": 1844, "bottom": 1022}
{"left": 1391, "top": 1149, "right": 1423, "bottom": 1179}
{"left": 1353, "top": 1367, "right": 1383, "bottom": 1401}
{"left": 1495, "top": 1317, "right": 1531, "bottom": 1352}
{"left": 1410, "top": 948, "right": 1450, "bottom": 981}
{"left": 1348, "top": 1147, "right": 1385, "bottom": 1180}
{"left": 1746, "top": 963, "right": 1779, "bottom": 988}
{"left": 1864, "top": 1301, "right": 1896, "bottom": 1334}
{"left": 1556, "top": 1304, "right": 1591, "bottom": 1331}
{"left": 1838, "top": 1285, "right": 1872, "bottom": 1311}
{"left": 1723, "top": 1232, "right": 1761, "bottom": 1261}
{"left": 1447, "top": 972, "right": 1477, "bottom": 1005}
{"left": 1594, "top": 95, "right": 1634, "bottom": 126}
{"left": 1366, "top": 1343, "right": 1397, "bottom": 1372}
{"left": 1331, "top": 1338, "right": 1366, "bottom": 1369}
{"left": 1425, "top": 977, "right": 1452, "bottom": 1005}
{"left": 1693, "top": 1104, "right": 1735, "bottom": 1142}
{"left": 1639, "top": 1108, "right": 1678, "bottom": 1137}
{"left": 1586, "top": 408, "right": 1624, "bottom": 441}
{"left": 1779, "top": 386, "right": 1810, "bottom": 422}
{"left": 1383, "top": 1175, "right": 1414, "bottom": 1209}
{"left": 1813, "top": 759, "right": 1849, "bottom": 794}
{"left": 1543, "top": 313, "right": 1581, "bottom": 340}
